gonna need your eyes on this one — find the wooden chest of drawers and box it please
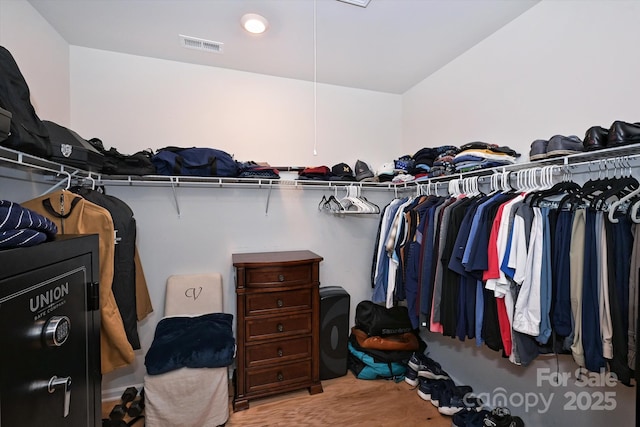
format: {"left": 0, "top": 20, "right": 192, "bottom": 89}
{"left": 232, "top": 250, "right": 324, "bottom": 411}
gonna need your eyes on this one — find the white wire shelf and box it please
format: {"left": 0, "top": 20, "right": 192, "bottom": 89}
{"left": 2, "top": 144, "right": 640, "bottom": 193}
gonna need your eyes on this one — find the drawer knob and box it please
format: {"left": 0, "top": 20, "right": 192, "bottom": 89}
{"left": 278, "top": 274, "right": 285, "bottom": 282}
{"left": 277, "top": 348, "right": 283, "bottom": 357}
{"left": 277, "top": 372, "right": 284, "bottom": 382}
{"left": 277, "top": 323, "right": 284, "bottom": 332}
{"left": 277, "top": 299, "right": 284, "bottom": 307}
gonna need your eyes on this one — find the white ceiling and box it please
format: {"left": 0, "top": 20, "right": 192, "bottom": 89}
{"left": 28, "top": 0, "right": 539, "bottom": 94}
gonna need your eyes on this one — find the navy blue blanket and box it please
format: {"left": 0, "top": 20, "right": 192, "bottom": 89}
{"left": 145, "top": 313, "right": 235, "bottom": 375}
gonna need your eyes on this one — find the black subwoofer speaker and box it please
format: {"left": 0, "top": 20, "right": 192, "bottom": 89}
{"left": 319, "top": 286, "right": 350, "bottom": 380}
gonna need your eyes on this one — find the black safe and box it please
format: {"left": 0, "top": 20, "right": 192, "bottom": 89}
{"left": 0, "top": 234, "right": 101, "bottom": 426}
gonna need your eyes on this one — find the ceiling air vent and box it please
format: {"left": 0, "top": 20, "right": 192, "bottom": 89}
{"left": 179, "top": 35, "right": 224, "bottom": 54}
{"left": 337, "top": 0, "right": 371, "bottom": 7}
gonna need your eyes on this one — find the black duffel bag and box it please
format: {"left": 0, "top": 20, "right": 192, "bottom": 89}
{"left": 355, "top": 300, "right": 413, "bottom": 337}
{"left": 88, "top": 138, "right": 156, "bottom": 175}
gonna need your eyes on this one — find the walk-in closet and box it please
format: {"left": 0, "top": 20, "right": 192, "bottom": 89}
{"left": 1, "top": 1, "right": 640, "bottom": 426}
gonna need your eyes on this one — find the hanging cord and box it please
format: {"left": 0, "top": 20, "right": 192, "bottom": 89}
{"left": 313, "top": 0, "right": 318, "bottom": 156}
{"left": 265, "top": 182, "right": 272, "bottom": 215}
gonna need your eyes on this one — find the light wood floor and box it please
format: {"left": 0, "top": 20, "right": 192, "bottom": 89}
{"left": 228, "top": 372, "right": 451, "bottom": 427}
{"left": 103, "top": 372, "right": 452, "bottom": 426}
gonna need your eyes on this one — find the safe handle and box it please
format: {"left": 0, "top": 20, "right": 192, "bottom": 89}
{"left": 48, "top": 376, "right": 72, "bottom": 417}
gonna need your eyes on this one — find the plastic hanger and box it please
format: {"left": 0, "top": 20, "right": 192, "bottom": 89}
{"left": 501, "top": 170, "right": 513, "bottom": 193}
{"left": 318, "top": 194, "right": 328, "bottom": 211}
{"left": 607, "top": 157, "right": 640, "bottom": 222}
{"left": 628, "top": 197, "right": 640, "bottom": 223}
{"left": 322, "top": 195, "right": 344, "bottom": 212}
{"left": 608, "top": 185, "right": 640, "bottom": 223}
{"left": 528, "top": 165, "right": 581, "bottom": 207}
{"left": 354, "top": 186, "right": 380, "bottom": 214}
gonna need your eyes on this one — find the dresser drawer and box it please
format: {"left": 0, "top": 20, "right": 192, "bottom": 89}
{"left": 245, "top": 313, "right": 312, "bottom": 342}
{"left": 245, "top": 264, "right": 313, "bottom": 287}
{"left": 246, "top": 336, "right": 312, "bottom": 367}
{"left": 233, "top": 251, "right": 323, "bottom": 411}
{"left": 246, "top": 360, "right": 312, "bottom": 394}
{"left": 245, "top": 289, "right": 312, "bottom": 316}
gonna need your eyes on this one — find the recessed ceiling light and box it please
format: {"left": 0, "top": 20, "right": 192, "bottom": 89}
{"left": 241, "top": 13, "right": 269, "bottom": 34}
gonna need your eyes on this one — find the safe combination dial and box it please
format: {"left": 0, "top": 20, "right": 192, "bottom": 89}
{"left": 43, "top": 316, "right": 71, "bottom": 347}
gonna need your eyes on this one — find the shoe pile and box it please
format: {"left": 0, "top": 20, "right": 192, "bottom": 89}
{"left": 405, "top": 352, "right": 483, "bottom": 417}
{"left": 529, "top": 120, "right": 640, "bottom": 161}
{"left": 404, "top": 352, "right": 526, "bottom": 426}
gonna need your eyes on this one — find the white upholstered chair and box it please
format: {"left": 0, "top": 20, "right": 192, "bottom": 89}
{"left": 144, "top": 273, "right": 232, "bottom": 427}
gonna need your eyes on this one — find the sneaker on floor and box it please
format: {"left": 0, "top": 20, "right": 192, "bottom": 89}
{"left": 438, "top": 385, "right": 474, "bottom": 416}
{"left": 441, "top": 390, "right": 483, "bottom": 416}
{"left": 417, "top": 377, "right": 435, "bottom": 402}
{"left": 452, "top": 409, "right": 492, "bottom": 427}
{"left": 452, "top": 410, "right": 475, "bottom": 427}
{"left": 427, "top": 378, "right": 455, "bottom": 407}
{"left": 431, "top": 379, "right": 458, "bottom": 407}
{"left": 408, "top": 352, "right": 450, "bottom": 380}
{"left": 417, "top": 377, "right": 449, "bottom": 404}
{"left": 407, "top": 351, "right": 430, "bottom": 371}
{"left": 483, "top": 407, "right": 525, "bottom": 427}
{"left": 404, "top": 366, "right": 419, "bottom": 387}
{"left": 436, "top": 384, "right": 456, "bottom": 415}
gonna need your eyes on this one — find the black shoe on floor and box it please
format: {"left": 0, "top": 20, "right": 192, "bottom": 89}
{"left": 404, "top": 366, "right": 419, "bottom": 387}
{"left": 453, "top": 409, "right": 491, "bottom": 427}
{"left": 483, "top": 407, "right": 525, "bottom": 427}
{"left": 407, "top": 352, "right": 449, "bottom": 380}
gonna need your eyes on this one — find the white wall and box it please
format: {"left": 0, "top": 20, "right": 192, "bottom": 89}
{"left": 69, "top": 46, "right": 401, "bottom": 168}
{"left": 402, "top": 0, "right": 640, "bottom": 161}
{"left": 403, "top": 2, "right": 640, "bottom": 426}
{"left": 0, "top": 0, "right": 70, "bottom": 125}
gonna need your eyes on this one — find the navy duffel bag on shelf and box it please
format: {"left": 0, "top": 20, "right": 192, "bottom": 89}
{"left": 152, "top": 146, "right": 239, "bottom": 177}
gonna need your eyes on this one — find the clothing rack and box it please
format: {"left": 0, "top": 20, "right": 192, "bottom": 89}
{"left": 411, "top": 147, "right": 640, "bottom": 198}
{"left": 372, "top": 150, "right": 640, "bottom": 425}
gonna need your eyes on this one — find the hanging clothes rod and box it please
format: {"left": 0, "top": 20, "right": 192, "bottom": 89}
{"left": 409, "top": 148, "right": 640, "bottom": 192}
